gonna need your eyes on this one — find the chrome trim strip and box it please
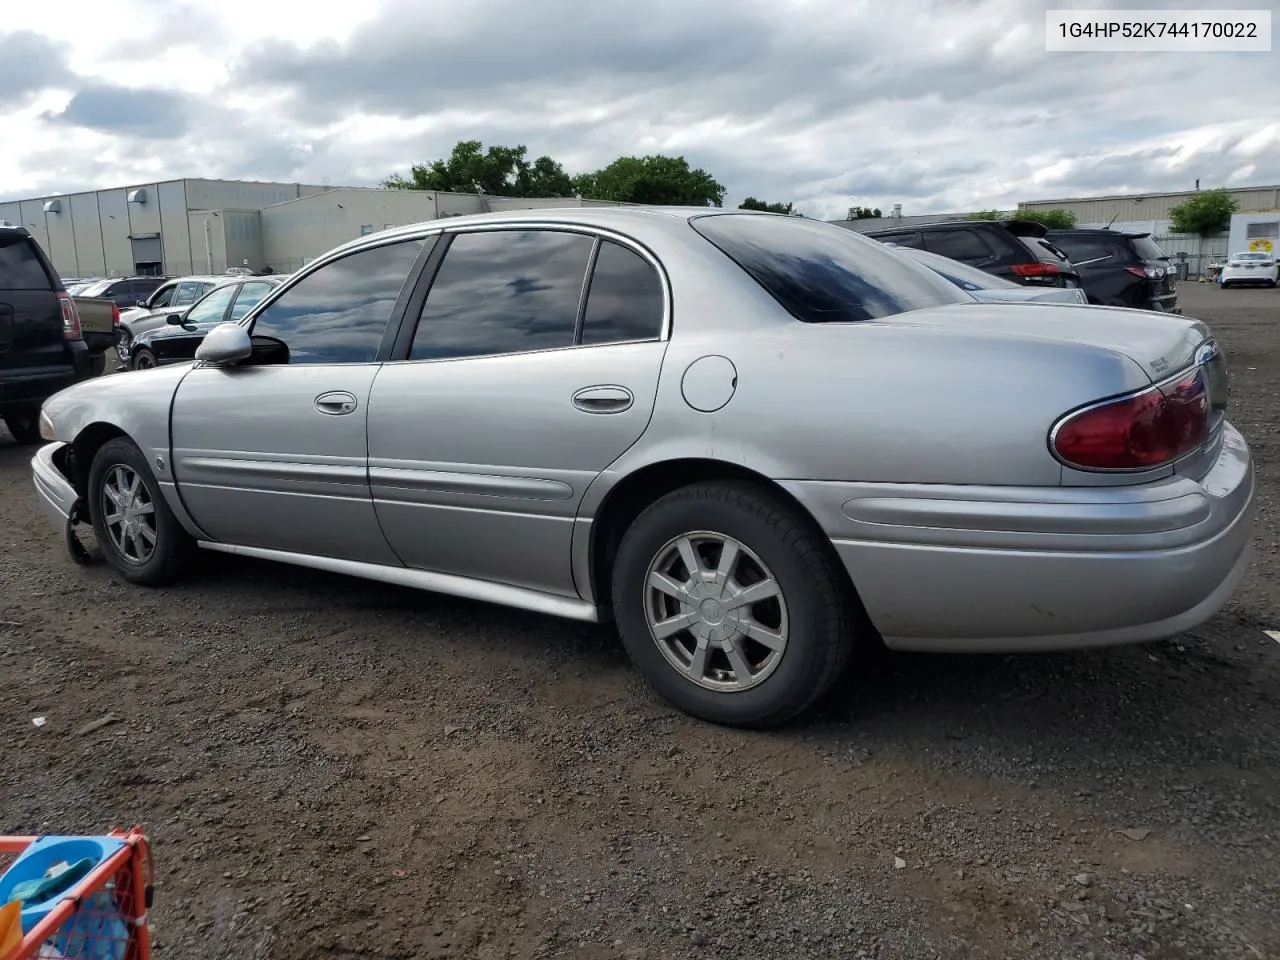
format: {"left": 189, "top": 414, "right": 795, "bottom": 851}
{"left": 196, "top": 541, "right": 600, "bottom": 622}
{"left": 179, "top": 457, "right": 367, "bottom": 485}
{"left": 368, "top": 466, "right": 573, "bottom": 501}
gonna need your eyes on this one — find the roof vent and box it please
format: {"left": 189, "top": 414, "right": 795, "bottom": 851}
{"left": 127, "top": 188, "right": 148, "bottom": 204}
{"left": 43, "top": 198, "right": 62, "bottom": 214}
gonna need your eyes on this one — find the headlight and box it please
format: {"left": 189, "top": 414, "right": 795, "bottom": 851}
{"left": 39, "top": 409, "right": 56, "bottom": 441}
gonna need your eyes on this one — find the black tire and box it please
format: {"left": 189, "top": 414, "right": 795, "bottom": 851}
{"left": 2, "top": 411, "right": 41, "bottom": 445}
{"left": 88, "top": 437, "right": 193, "bottom": 585}
{"left": 116, "top": 327, "right": 133, "bottom": 364}
{"left": 131, "top": 348, "right": 157, "bottom": 371}
{"left": 611, "top": 482, "right": 855, "bottom": 728}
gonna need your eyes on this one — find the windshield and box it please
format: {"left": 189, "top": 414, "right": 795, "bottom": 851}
{"left": 691, "top": 214, "right": 972, "bottom": 323}
{"left": 1128, "top": 235, "right": 1168, "bottom": 260}
{"left": 895, "top": 246, "right": 1019, "bottom": 291}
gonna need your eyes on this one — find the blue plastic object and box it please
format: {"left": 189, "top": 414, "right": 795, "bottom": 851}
{"left": 0, "top": 836, "right": 126, "bottom": 934}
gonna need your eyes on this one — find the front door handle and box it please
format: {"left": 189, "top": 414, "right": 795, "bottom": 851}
{"left": 315, "top": 390, "right": 358, "bottom": 416}
{"left": 572, "top": 385, "right": 634, "bottom": 414}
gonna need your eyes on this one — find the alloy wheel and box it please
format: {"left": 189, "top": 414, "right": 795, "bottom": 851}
{"left": 101, "top": 464, "right": 157, "bottom": 565}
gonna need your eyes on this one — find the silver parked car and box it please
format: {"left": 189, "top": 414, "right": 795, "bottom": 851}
{"left": 888, "top": 244, "right": 1090, "bottom": 305}
{"left": 116, "top": 275, "right": 234, "bottom": 363}
{"left": 30, "top": 209, "right": 1254, "bottom": 728}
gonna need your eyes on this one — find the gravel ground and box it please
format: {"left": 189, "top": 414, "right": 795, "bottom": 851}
{"left": 1, "top": 280, "right": 1278, "bottom": 960}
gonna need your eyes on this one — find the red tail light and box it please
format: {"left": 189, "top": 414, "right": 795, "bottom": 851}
{"left": 1125, "top": 266, "right": 1148, "bottom": 278}
{"left": 1051, "top": 368, "right": 1209, "bottom": 470}
{"left": 57, "top": 291, "right": 82, "bottom": 340}
{"left": 111, "top": 302, "right": 121, "bottom": 328}
{"left": 1010, "top": 262, "right": 1062, "bottom": 279}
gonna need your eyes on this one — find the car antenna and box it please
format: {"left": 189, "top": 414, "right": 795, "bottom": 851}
{"left": 1104, "top": 211, "right": 1120, "bottom": 229}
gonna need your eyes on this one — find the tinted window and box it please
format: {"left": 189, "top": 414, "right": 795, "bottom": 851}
{"left": 149, "top": 283, "right": 177, "bottom": 308}
{"left": 900, "top": 247, "right": 1017, "bottom": 290}
{"left": 691, "top": 214, "right": 970, "bottom": 324}
{"left": 172, "top": 282, "right": 205, "bottom": 307}
{"left": 875, "top": 232, "right": 924, "bottom": 249}
{"left": 580, "top": 240, "right": 664, "bottom": 345}
{"left": 1127, "top": 236, "right": 1168, "bottom": 261}
{"left": 924, "top": 229, "right": 992, "bottom": 261}
{"left": 410, "top": 230, "right": 593, "bottom": 361}
{"left": 1050, "top": 236, "right": 1119, "bottom": 266}
{"left": 229, "top": 281, "right": 274, "bottom": 320}
{"left": 185, "top": 284, "right": 237, "bottom": 325}
{"left": 0, "top": 235, "right": 53, "bottom": 289}
{"left": 251, "top": 238, "right": 426, "bottom": 364}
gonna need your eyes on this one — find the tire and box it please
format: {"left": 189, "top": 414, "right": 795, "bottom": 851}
{"left": 611, "top": 481, "right": 855, "bottom": 728}
{"left": 2, "top": 411, "right": 41, "bottom": 445}
{"left": 131, "top": 348, "right": 157, "bottom": 371}
{"left": 88, "top": 437, "right": 193, "bottom": 585}
{"left": 116, "top": 327, "right": 132, "bottom": 364}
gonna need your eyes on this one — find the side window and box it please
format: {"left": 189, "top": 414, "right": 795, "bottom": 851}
{"left": 924, "top": 229, "right": 993, "bottom": 261}
{"left": 185, "top": 284, "right": 238, "bottom": 325}
{"left": 410, "top": 230, "right": 594, "bottom": 361}
{"left": 149, "top": 283, "right": 177, "bottom": 308}
{"left": 250, "top": 238, "right": 426, "bottom": 364}
{"left": 171, "top": 282, "right": 200, "bottom": 307}
{"left": 229, "top": 281, "right": 273, "bottom": 320}
{"left": 875, "top": 232, "right": 924, "bottom": 249}
{"left": 579, "top": 240, "right": 664, "bottom": 345}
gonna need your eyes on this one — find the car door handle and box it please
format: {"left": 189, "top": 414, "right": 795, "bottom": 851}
{"left": 572, "top": 385, "right": 634, "bottom": 414}
{"left": 315, "top": 390, "right": 358, "bottom": 416}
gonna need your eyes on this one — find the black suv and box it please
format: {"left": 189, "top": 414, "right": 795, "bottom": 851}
{"left": 0, "top": 226, "right": 98, "bottom": 444}
{"left": 858, "top": 219, "right": 1081, "bottom": 289}
{"left": 1045, "top": 229, "right": 1179, "bottom": 313}
{"left": 75, "top": 275, "right": 170, "bottom": 309}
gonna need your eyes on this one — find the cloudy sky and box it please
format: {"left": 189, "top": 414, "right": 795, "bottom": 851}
{"left": 1, "top": 0, "right": 1277, "bottom": 219}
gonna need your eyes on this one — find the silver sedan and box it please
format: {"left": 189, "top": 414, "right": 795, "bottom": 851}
{"left": 30, "top": 208, "right": 1255, "bottom": 728}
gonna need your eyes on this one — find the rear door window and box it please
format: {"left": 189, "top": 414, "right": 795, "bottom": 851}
{"left": 579, "top": 240, "right": 665, "bottom": 345}
{"left": 923, "top": 229, "right": 993, "bottom": 262}
{"left": 228, "top": 281, "right": 275, "bottom": 320}
{"left": 184, "top": 284, "right": 238, "bottom": 325}
{"left": 0, "top": 235, "right": 53, "bottom": 289}
{"left": 691, "top": 214, "right": 970, "bottom": 323}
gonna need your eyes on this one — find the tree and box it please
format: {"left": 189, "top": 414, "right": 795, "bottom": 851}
{"left": 1169, "top": 189, "right": 1238, "bottom": 237}
{"left": 739, "top": 197, "right": 794, "bottom": 215}
{"left": 1013, "top": 207, "right": 1077, "bottom": 229}
{"left": 573, "top": 155, "right": 726, "bottom": 207}
{"left": 967, "top": 209, "right": 1006, "bottom": 221}
{"left": 383, "top": 140, "right": 575, "bottom": 198}
{"left": 847, "top": 206, "right": 881, "bottom": 219}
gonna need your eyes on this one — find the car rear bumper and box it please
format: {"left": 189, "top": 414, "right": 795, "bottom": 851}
{"left": 0, "top": 346, "right": 93, "bottom": 412}
{"left": 1220, "top": 266, "right": 1278, "bottom": 285}
{"left": 31, "top": 441, "right": 78, "bottom": 529}
{"left": 782, "top": 423, "right": 1254, "bottom": 652}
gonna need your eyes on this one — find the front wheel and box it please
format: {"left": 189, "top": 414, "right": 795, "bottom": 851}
{"left": 131, "top": 348, "right": 157, "bottom": 371}
{"left": 116, "top": 327, "right": 133, "bottom": 364}
{"left": 611, "top": 482, "right": 855, "bottom": 728}
{"left": 88, "top": 437, "right": 193, "bottom": 585}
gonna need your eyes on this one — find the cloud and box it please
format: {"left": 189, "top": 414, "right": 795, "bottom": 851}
{"left": 1, "top": 0, "right": 1278, "bottom": 220}
{"left": 0, "top": 31, "right": 72, "bottom": 107}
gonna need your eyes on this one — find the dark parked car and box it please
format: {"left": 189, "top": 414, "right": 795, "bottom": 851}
{"left": 128, "top": 275, "right": 286, "bottom": 370}
{"left": 858, "top": 219, "right": 1081, "bottom": 289}
{"left": 76, "top": 275, "right": 171, "bottom": 310}
{"left": 1046, "top": 229, "right": 1180, "bottom": 313}
{"left": 0, "top": 225, "right": 99, "bottom": 443}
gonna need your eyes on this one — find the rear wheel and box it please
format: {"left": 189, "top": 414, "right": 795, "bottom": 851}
{"left": 2, "top": 411, "right": 41, "bottom": 445}
{"left": 116, "top": 327, "right": 132, "bottom": 364}
{"left": 88, "top": 437, "right": 193, "bottom": 585}
{"left": 611, "top": 481, "right": 855, "bottom": 728}
{"left": 131, "top": 348, "right": 157, "bottom": 371}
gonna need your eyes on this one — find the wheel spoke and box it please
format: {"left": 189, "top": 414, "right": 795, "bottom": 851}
{"left": 676, "top": 537, "right": 702, "bottom": 579}
{"left": 128, "top": 472, "right": 140, "bottom": 496}
{"left": 104, "top": 511, "right": 124, "bottom": 526}
{"left": 648, "top": 571, "right": 689, "bottom": 601}
{"left": 134, "top": 500, "right": 154, "bottom": 516}
{"left": 727, "top": 577, "right": 781, "bottom": 611}
{"left": 715, "top": 539, "right": 740, "bottom": 584}
{"left": 725, "top": 640, "right": 754, "bottom": 683}
{"left": 687, "top": 639, "right": 711, "bottom": 680}
{"left": 137, "top": 524, "right": 157, "bottom": 545}
{"left": 742, "top": 618, "right": 786, "bottom": 652}
{"left": 652, "top": 609, "right": 698, "bottom": 640}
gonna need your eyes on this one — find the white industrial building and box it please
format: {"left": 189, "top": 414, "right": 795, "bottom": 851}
{"left": 0, "top": 178, "right": 625, "bottom": 280}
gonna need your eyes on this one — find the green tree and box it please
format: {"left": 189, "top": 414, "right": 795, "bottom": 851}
{"left": 847, "top": 206, "right": 881, "bottom": 219}
{"left": 1014, "top": 207, "right": 1078, "bottom": 229}
{"left": 967, "top": 209, "right": 1006, "bottom": 221}
{"left": 573, "top": 155, "right": 726, "bottom": 206}
{"left": 739, "top": 197, "right": 794, "bottom": 215}
{"left": 1168, "top": 189, "right": 1238, "bottom": 237}
{"left": 383, "top": 140, "right": 575, "bottom": 198}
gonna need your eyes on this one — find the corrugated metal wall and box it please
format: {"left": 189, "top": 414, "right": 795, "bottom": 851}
{"left": 1020, "top": 185, "right": 1280, "bottom": 222}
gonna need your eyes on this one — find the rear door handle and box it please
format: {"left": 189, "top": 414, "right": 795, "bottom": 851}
{"left": 315, "top": 390, "right": 358, "bottom": 416}
{"left": 572, "top": 385, "right": 634, "bottom": 414}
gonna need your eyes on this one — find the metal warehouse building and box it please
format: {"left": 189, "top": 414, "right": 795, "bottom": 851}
{"left": 0, "top": 178, "right": 624, "bottom": 281}
{"left": 1017, "top": 183, "right": 1280, "bottom": 226}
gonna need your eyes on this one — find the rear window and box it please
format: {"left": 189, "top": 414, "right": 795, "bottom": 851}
{"left": 1127, "top": 235, "right": 1168, "bottom": 260}
{"left": 0, "top": 234, "right": 54, "bottom": 290}
{"left": 691, "top": 214, "right": 971, "bottom": 323}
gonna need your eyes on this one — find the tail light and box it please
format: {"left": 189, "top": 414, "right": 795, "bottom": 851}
{"left": 1126, "top": 265, "right": 1165, "bottom": 279}
{"left": 111, "top": 302, "right": 121, "bottom": 328}
{"left": 1010, "top": 262, "right": 1062, "bottom": 282}
{"left": 57, "top": 291, "right": 82, "bottom": 340}
{"left": 1051, "top": 367, "right": 1210, "bottom": 470}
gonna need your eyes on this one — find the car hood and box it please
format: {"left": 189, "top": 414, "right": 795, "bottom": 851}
{"left": 881, "top": 301, "right": 1212, "bottom": 383}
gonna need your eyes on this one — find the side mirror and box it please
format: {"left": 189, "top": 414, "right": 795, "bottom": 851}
{"left": 165, "top": 313, "right": 185, "bottom": 325}
{"left": 136, "top": 299, "right": 148, "bottom": 307}
{"left": 195, "top": 323, "right": 252, "bottom": 365}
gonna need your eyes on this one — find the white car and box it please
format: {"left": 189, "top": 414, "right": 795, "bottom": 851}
{"left": 888, "top": 244, "right": 1090, "bottom": 304}
{"left": 1219, "top": 251, "right": 1278, "bottom": 288}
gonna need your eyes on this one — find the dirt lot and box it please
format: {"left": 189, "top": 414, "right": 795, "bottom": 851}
{"left": 2, "top": 280, "right": 1278, "bottom": 960}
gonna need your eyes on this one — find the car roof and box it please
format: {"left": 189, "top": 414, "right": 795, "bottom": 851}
{"left": 1048, "top": 228, "right": 1153, "bottom": 240}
